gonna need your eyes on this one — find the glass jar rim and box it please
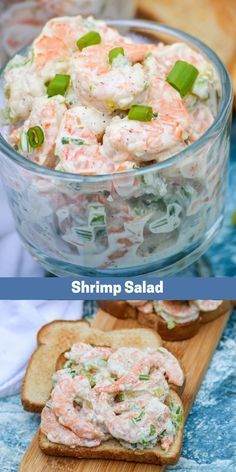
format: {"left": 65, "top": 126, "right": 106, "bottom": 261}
{"left": 0, "top": 19, "right": 233, "bottom": 183}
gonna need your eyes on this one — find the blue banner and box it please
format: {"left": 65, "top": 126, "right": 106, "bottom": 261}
{"left": 0, "top": 277, "right": 235, "bottom": 299}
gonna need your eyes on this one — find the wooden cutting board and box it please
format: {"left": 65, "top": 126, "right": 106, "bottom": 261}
{"left": 20, "top": 307, "right": 231, "bottom": 472}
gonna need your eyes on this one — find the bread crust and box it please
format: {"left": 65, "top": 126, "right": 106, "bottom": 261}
{"left": 99, "top": 301, "right": 231, "bottom": 341}
{"left": 39, "top": 390, "right": 184, "bottom": 465}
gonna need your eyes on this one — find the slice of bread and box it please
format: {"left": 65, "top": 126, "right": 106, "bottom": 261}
{"left": 39, "top": 389, "right": 184, "bottom": 466}
{"left": 98, "top": 301, "right": 231, "bottom": 341}
{"left": 22, "top": 320, "right": 162, "bottom": 413}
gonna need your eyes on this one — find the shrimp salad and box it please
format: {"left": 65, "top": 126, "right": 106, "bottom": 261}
{"left": 41, "top": 342, "right": 184, "bottom": 451}
{"left": 1, "top": 16, "right": 226, "bottom": 274}
{"left": 3, "top": 15, "right": 220, "bottom": 173}
{"left": 127, "top": 300, "right": 223, "bottom": 328}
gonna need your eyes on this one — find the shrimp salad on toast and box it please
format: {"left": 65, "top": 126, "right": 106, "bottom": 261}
{"left": 41, "top": 342, "right": 184, "bottom": 451}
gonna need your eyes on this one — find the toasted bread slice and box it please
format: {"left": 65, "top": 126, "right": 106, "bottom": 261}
{"left": 98, "top": 301, "right": 230, "bottom": 341}
{"left": 22, "top": 320, "right": 162, "bottom": 413}
{"left": 39, "top": 389, "right": 184, "bottom": 466}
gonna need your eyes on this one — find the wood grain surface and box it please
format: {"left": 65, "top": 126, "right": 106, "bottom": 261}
{"left": 20, "top": 306, "right": 231, "bottom": 472}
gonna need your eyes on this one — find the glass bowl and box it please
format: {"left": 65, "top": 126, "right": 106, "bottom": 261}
{"left": 0, "top": 20, "right": 233, "bottom": 276}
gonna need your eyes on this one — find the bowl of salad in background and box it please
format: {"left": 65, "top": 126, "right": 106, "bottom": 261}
{"left": 0, "top": 19, "right": 233, "bottom": 276}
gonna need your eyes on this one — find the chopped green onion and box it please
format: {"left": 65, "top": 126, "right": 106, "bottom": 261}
{"left": 149, "top": 424, "right": 156, "bottom": 436}
{"left": 75, "top": 228, "right": 93, "bottom": 241}
{"left": 77, "top": 31, "right": 101, "bottom": 51}
{"left": 89, "top": 377, "right": 96, "bottom": 388}
{"left": 167, "top": 319, "right": 176, "bottom": 330}
{"left": 27, "top": 126, "right": 44, "bottom": 149}
{"left": 128, "top": 105, "right": 153, "bottom": 122}
{"left": 231, "top": 211, "right": 236, "bottom": 226}
{"left": 140, "top": 439, "right": 150, "bottom": 447}
{"left": 66, "top": 360, "right": 76, "bottom": 369}
{"left": 139, "top": 374, "right": 150, "bottom": 381}
{"left": 68, "top": 369, "right": 77, "bottom": 378}
{"left": 132, "top": 410, "right": 145, "bottom": 423}
{"left": 109, "top": 47, "right": 124, "bottom": 64}
{"left": 166, "top": 60, "right": 199, "bottom": 97}
{"left": 47, "top": 74, "right": 70, "bottom": 97}
{"left": 61, "top": 137, "right": 85, "bottom": 145}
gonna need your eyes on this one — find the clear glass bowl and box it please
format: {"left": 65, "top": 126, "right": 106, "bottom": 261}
{"left": 0, "top": 20, "right": 233, "bottom": 276}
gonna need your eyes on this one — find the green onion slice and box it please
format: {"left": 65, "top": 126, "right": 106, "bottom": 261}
{"left": 109, "top": 47, "right": 125, "bottom": 64}
{"left": 167, "top": 319, "right": 176, "bottom": 330}
{"left": 77, "top": 31, "right": 101, "bottom": 51}
{"left": 166, "top": 60, "right": 199, "bottom": 97}
{"left": 132, "top": 410, "right": 145, "bottom": 423}
{"left": 139, "top": 374, "right": 150, "bottom": 381}
{"left": 47, "top": 74, "right": 70, "bottom": 97}
{"left": 128, "top": 105, "right": 153, "bottom": 122}
{"left": 27, "top": 126, "right": 44, "bottom": 149}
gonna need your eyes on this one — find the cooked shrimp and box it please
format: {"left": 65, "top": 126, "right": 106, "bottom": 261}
{"left": 147, "top": 77, "right": 190, "bottom": 130}
{"left": 51, "top": 376, "right": 105, "bottom": 440}
{"left": 107, "top": 347, "right": 147, "bottom": 378}
{"left": 154, "top": 300, "right": 199, "bottom": 321}
{"left": 99, "top": 392, "right": 171, "bottom": 447}
{"left": 32, "top": 16, "right": 127, "bottom": 78}
{"left": 103, "top": 114, "right": 184, "bottom": 163}
{"left": 70, "top": 43, "right": 149, "bottom": 112}
{"left": 188, "top": 103, "right": 214, "bottom": 141}
{"left": 96, "top": 347, "right": 184, "bottom": 393}
{"left": 193, "top": 300, "right": 222, "bottom": 311}
{"left": 66, "top": 342, "right": 113, "bottom": 365}
{"left": 41, "top": 406, "right": 101, "bottom": 447}
{"left": 152, "top": 42, "right": 209, "bottom": 78}
{"left": 10, "top": 96, "right": 66, "bottom": 167}
{"left": 55, "top": 106, "right": 114, "bottom": 174}
{"left": 113, "top": 370, "right": 169, "bottom": 406}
